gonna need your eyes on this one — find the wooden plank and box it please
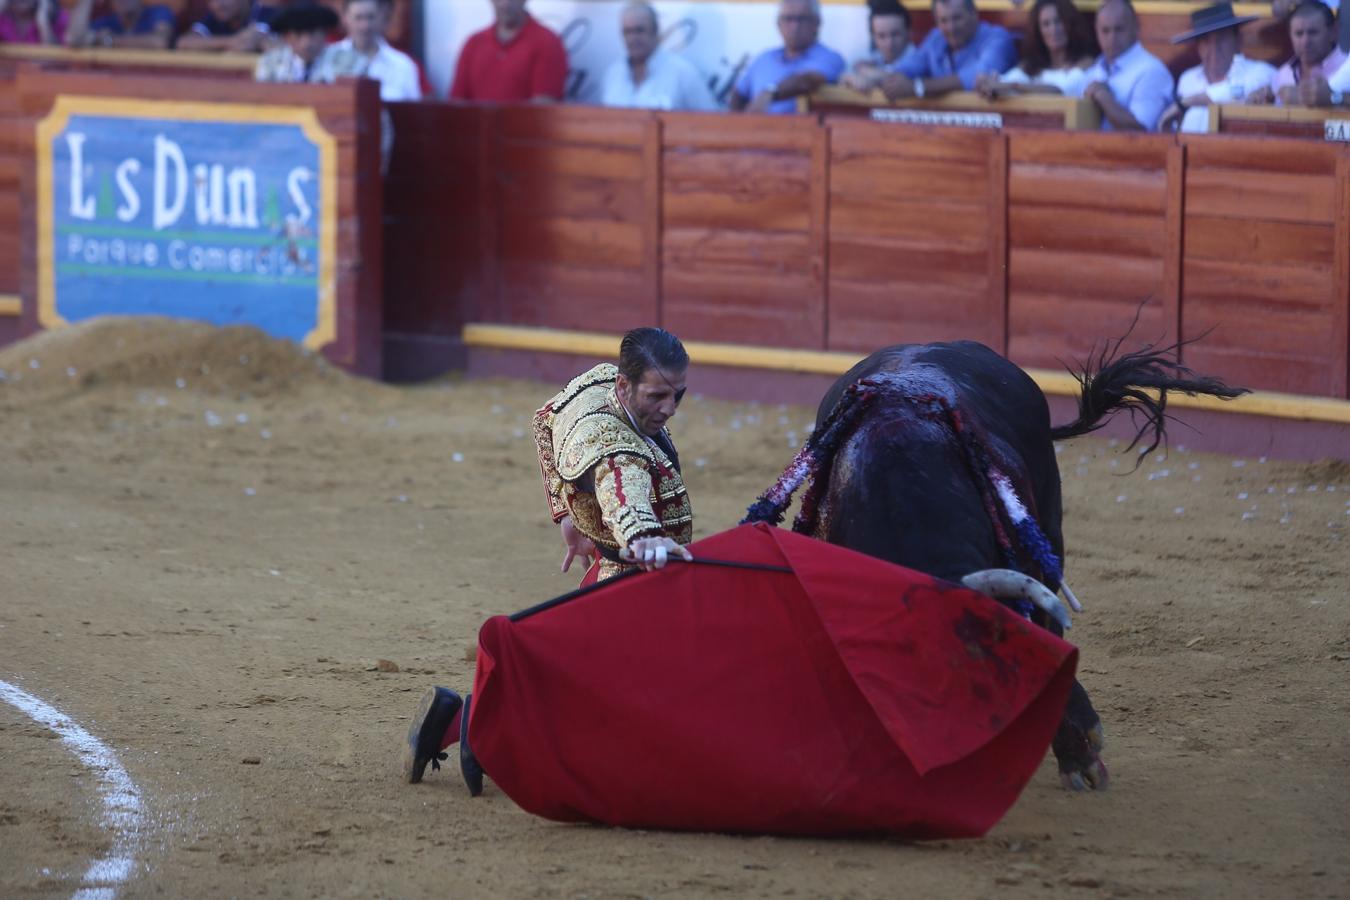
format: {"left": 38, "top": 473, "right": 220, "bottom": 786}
{"left": 663, "top": 189, "right": 811, "bottom": 232}
{"left": 1008, "top": 131, "right": 1171, "bottom": 169}
{"left": 663, "top": 228, "right": 812, "bottom": 277}
{"left": 831, "top": 238, "right": 989, "bottom": 288}
{"left": 497, "top": 142, "right": 644, "bottom": 181}
{"left": 809, "top": 124, "right": 829, "bottom": 351}
{"left": 828, "top": 279, "right": 1003, "bottom": 351}
{"left": 1008, "top": 163, "right": 1167, "bottom": 214}
{"left": 1009, "top": 205, "right": 1166, "bottom": 257}
{"left": 660, "top": 111, "right": 816, "bottom": 151}
{"left": 496, "top": 105, "right": 649, "bottom": 147}
{"left": 1162, "top": 142, "right": 1183, "bottom": 349}
{"left": 1181, "top": 133, "right": 1337, "bottom": 176}
{"left": 662, "top": 148, "right": 810, "bottom": 189}
{"left": 1185, "top": 168, "right": 1335, "bottom": 224}
{"left": 477, "top": 107, "right": 500, "bottom": 324}
{"left": 831, "top": 156, "right": 990, "bottom": 204}
{"left": 831, "top": 195, "right": 990, "bottom": 244}
{"left": 988, "top": 132, "right": 1009, "bottom": 356}
{"left": 642, "top": 116, "right": 663, "bottom": 331}
{"left": 1335, "top": 154, "right": 1350, "bottom": 399}
{"left": 1183, "top": 257, "right": 1333, "bottom": 309}
{"left": 1184, "top": 215, "right": 1334, "bottom": 266}
{"left": 1010, "top": 248, "right": 1166, "bottom": 301}
{"left": 829, "top": 118, "right": 993, "bottom": 164}
{"left": 1184, "top": 294, "right": 1337, "bottom": 358}
{"left": 1183, "top": 344, "right": 1334, "bottom": 396}
{"left": 498, "top": 214, "right": 644, "bottom": 270}
{"left": 497, "top": 170, "right": 646, "bottom": 222}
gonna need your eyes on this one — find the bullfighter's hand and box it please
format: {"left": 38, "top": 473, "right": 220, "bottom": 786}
{"left": 622, "top": 537, "right": 693, "bottom": 572}
{"left": 559, "top": 515, "right": 597, "bottom": 573}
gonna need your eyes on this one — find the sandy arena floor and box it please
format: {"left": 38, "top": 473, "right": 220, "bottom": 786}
{"left": 0, "top": 318, "right": 1347, "bottom": 899}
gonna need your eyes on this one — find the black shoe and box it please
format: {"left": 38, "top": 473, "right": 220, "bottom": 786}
{"left": 460, "top": 692, "right": 484, "bottom": 797}
{"left": 402, "top": 686, "right": 462, "bottom": 784}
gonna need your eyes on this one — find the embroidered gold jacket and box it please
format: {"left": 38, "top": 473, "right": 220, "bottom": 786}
{"left": 534, "top": 364, "right": 693, "bottom": 568}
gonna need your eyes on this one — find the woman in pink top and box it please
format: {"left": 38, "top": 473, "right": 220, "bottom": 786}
{"left": 0, "top": 0, "right": 69, "bottom": 44}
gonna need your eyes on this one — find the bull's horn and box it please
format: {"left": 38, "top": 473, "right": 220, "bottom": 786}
{"left": 1060, "top": 579, "right": 1084, "bottom": 613}
{"left": 961, "top": 569, "right": 1072, "bottom": 631}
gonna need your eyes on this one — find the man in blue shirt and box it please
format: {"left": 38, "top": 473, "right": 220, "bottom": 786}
{"left": 1082, "top": 0, "right": 1174, "bottom": 130}
{"left": 731, "top": 0, "right": 846, "bottom": 114}
{"left": 65, "top": 0, "right": 176, "bottom": 49}
{"left": 879, "top": 0, "right": 1016, "bottom": 100}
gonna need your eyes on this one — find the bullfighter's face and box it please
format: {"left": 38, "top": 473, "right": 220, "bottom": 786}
{"left": 618, "top": 367, "right": 687, "bottom": 437}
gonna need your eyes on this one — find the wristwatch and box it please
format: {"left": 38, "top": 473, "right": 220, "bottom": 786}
{"left": 913, "top": 77, "right": 926, "bottom": 99}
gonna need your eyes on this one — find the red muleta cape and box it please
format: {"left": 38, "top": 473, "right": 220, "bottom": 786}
{"left": 468, "top": 523, "right": 1077, "bottom": 838}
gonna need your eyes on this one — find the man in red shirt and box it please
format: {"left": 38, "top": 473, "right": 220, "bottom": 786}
{"left": 450, "top": 0, "right": 568, "bottom": 101}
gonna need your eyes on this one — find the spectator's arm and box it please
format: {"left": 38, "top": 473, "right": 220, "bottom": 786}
{"left": 915, "top": 74, "right": 965, "bottom": 97}
{"left": 531, "top": 35, "right": 568, "bottom": 101}
{"left": 1084, "top": 80, "right": 1147, "bottom": 129}
{"left": 178, "top": 24, "right": 267, "bottom": 53}
{"left": 965, "top": 29, "right": 1018, "bottom": 89}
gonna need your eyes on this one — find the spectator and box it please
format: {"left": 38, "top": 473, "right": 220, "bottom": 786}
{"left": 1158, "top": 3, "right": 1274, "bottom": 131}
{"left": 730, "top": 0, "right": 846, "bottom": 113}
{"left": 600, "top": 2, "right": 717, "bottom": 110}
{"left": 599, "top": 1, "right": 718, "bottom": 109}
{"left": 879, "top": 0, "right": 1017, "bottom": 101}
{"left": 976, "top": 0, "right": 1096, "bottom": 98}
{"left": 331, "top": 0, "right": 421, "bottom": 101}
{"left": 1081, "top": 0, "right": 1174, "bottom": 130}
{"left": 841, "top": 0, "right": 916, "bottom": 93}
{"left": 177, "top": 0, "right": 277, "bottom": 53}
{"left": 0, "top": 0, "right": 68, "bottom": 44}
{"left": 254, "top": 3, "right": 354, "bottom": 83}
{"left": 450, "top": 0, "right": 567, "bottom": 102}
{"left": 1253, "top": 1, "right": 1347, "bottom": 104}
{"left": 66, "top": 0, "right": 175, "bottom": 49}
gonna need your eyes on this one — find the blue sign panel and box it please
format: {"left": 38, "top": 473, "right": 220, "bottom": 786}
{"left": 37, "top": 97, "right": 336, "bottom": 349}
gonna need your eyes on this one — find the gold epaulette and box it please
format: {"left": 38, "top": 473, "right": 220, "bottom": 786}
{"left": 550, "top": 364, "right": 657, "bottom": 482}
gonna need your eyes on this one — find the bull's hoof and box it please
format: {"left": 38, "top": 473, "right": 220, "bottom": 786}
{"left": 1059, "top": 723, "right": 1108, "bottom": 791}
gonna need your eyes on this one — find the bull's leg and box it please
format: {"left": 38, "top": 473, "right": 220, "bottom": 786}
{"left": 1051, "top": 679, "right": 1109, "bottom": 791}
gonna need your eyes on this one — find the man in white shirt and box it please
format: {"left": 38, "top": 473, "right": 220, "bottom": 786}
{"left": 1082, "top": 0, "right": 1175, "bottom": 130}
{"left": 332, "top": 0, "right": 422, "bottom": 101}
{"left": 600, "top": 2, "right": 719, "bottom": 110}
{"left": 1160, "top": 2, "right": 1276, "bottom": 131}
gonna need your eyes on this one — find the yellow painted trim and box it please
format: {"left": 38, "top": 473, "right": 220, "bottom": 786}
{"left": 34, "top": 95, "right": 338, "bottom": 351}
{"left": 0, "top": 44, "right": 257, "bottom": 72}
{"left": 0, "top": 294, "right": 20, "bottom": 316}
{"left": 463, "top": 323, "right": 1350, "bottom": 426}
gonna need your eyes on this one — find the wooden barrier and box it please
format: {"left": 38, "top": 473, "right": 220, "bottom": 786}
{"left": 382, "top": 102, "right": 1350, "bottom": 402}
{"left": 1211, "top": 103, "right": 1350, "bottom": 139}
{"left": 805, "top": 86, "right": 1100, "bottom": 130}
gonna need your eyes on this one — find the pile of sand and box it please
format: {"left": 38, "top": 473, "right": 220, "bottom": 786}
{"left": 0, "top": 317, "right": 350, "bottom": 400}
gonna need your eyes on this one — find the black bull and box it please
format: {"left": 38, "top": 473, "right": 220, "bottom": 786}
{"left": 744, "top": 339, "right": 1246, "bottom": 790}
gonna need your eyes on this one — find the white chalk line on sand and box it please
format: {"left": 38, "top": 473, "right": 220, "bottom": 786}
{"left": 0, "top": 678, "right": 144, "bottom": 899}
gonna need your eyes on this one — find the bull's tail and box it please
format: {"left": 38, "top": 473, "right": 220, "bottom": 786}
{"left": 1050, "top": 334, "right": 1249, "bottom": 458}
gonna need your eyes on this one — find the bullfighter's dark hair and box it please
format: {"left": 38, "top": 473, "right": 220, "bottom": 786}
{"left": 618, "top": 328, "right": 688, "bottom": 383}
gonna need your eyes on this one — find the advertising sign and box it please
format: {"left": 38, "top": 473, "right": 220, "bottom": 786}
{"left": 36, "top": 97, "right": 337, "bottom": 349}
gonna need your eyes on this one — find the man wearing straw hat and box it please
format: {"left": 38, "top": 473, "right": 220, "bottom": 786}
{"left": 1159, "top": 2, "right": 1275, "bottom": 131}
